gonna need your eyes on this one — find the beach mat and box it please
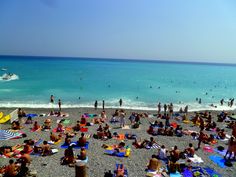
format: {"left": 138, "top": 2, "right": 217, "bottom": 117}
{"left": 189, "top": 154, "right": 204, "bottom": 163}
{"left": 104, "top": 150, "right": 126, "bottom": 157}
{"left": 203, "top": 145, "right": 214, "bottom": 153}
{"left": 170, "top": 171, "right": 182, "bottom": 177}
{"left": 145, "top": 143, "right": 160, "bottom": 149}
{"left": 203, "top": 167, "right": 222, "bottom": 177}
{"left": 209, "top": 155, "right": 225, "bottom": 168}
{"left": 31, "top": 148, "right": 59, "bottom": 156}
{"left": 80, "top": 127, "right": 88, "bottom": 132}
{"left": 26, "top": 114, "right": 38, "bottom": 118}
{"left": 113, "top": 134, "right": 125, "bottom": 140}
{"left": 60, "top": 142, "right": 89, "bottom": 149}
{"left": 75, "top": 156, "right": 88, "bottom": 163}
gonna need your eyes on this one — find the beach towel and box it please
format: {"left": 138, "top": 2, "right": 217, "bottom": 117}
{"left": 182, "top": 168, "right": 193, "bottom": 177}
{"left": 31, "top": 148, "right": 59, "bottom": 156}
{"left": 170, "top": 171, "right": 182, "bottom": 177}
{"left": 31, "top": 127, "right": 41, "bottom": 132}
{"left": 80, "top": 127, "right": 88, "bottom": 132}
{"left": 188, "top": 154, "right": 204, "bottom": 163}
{"left": 125, "top": 133, "right": 137, "bottom": 140}
{"left": 113, "top": 134, "right": 125, "bottom": 140}
{"left": 34, "top": 139, "right": 44, "bottom": 146}
{"left": 203, "top": 145, "right": 214, "bottom": 153}
{"left": 122, "top": 125, "right": 130, "bottom": 130}
{"left": 60, "top": 142, "right": 89, "bottom": 149}
{"left": 170, "top": 122, "right": 178, "bottom": 128}
{"left": 75, "top": 156, "right": 88, "bottom": 163}
{"left": 145, "top": 143, "right": 160, "bottom": 149}
{"left": 52, "top": 128, "right": 64, "bottom": 133}
{"left": 209, "top": 155, "right": 225, "bottom": 168}
{"left": 203, "top": 167, "right": 222, "bottom": 177}
{"left": 191, "top": 167, "right": 205, "bottom": 177}
{"left": 26, "top": 114, "right": 38, "bottom": 118}
{"left": 48, "top": 139, "right": 62, "bottom": 145}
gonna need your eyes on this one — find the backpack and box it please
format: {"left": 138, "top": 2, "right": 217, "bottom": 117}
{"left": 224, "top": 160, "right": 233, "bottom": 167}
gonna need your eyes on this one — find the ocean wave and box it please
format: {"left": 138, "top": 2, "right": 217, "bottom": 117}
{"left": 0, "top": 100, "right": 235, "bottom": 112}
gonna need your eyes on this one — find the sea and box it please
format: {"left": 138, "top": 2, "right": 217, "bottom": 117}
{"left": 1, "top": 55, "right": 236, "bottom": 112}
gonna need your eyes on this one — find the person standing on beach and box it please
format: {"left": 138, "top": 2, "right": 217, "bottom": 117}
{"left": 157, "top": 102, "right": 161, "bottom": 114}
{"left": 164, "top": 104, "right": 167, "bottom": 113}
{"left": 94, "top": 100, "right": 98, "bottom": 110}
{"left": 102, "top": 100, "right": 105, "bottom": 110}
{"left": 58, "top": 99, "right": 62, "bottom": 112}
{"left": 120, "top": 109, "right": 126, "bottom": 127}
{"left": 119, "top": 99, "right": 123, "bottom": 107}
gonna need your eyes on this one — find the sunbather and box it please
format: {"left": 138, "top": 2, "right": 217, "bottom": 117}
{"left": 32, "top": 121, "right": 41, "bottom": 131}
{"left": 147, "top": 155, "right": 162, "bottom": 172}
{"left": 43, "top": 119, "right": 51, "bottom": 130}
{"left": 77, "top": 133, "right": 87, "bottom": 147}
{"left": 41, "top": 141, "right": 51, "bottom": 156}
{"left": 170, "top": 146, "right": 180, "bottom": 162}
{"left": 73, "top": 121, "right": 81, "bottom": 131}
{"left": 55, "top": 122, "right": 64, "bottom": 132}
{"left": 184, "top": 143, "right": 195, "bottom": 157}
{"left": 77, "top": 147, "right": 87, "bottom": 160}
{"left": 61, "top": 146, "right": 75, "bottom": 165}
{"left": 50, "top": 132, "right": 62, "bottom": 142}
{"left": 115, "top": 164, "right": 125, "bottom": 177}
{"left": 11, "top": 121, "right": 21, "bottom": 130}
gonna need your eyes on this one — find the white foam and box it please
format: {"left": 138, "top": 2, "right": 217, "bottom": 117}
{"left": 0, "top": 73, "right": 19, "bottom": 81}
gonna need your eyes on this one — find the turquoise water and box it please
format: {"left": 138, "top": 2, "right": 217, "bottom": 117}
{"left": 0, "top": 56, "right": 236, "bottom": 111}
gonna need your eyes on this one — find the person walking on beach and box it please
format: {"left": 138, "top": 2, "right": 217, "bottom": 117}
{"left": 164, "top": 104, "right": 167, "bottom": 113}
{"left": 50, "top": 95, "right": 54, "bottom": 104}
{"left": 94, "top": 100, "right": 98, "bottom": 110}
{"left": 58, "top": 99, "right": 62, "bottom": 112}
{"left": 119, "top": 99, "right": 123, "bottom": 107}
{"left": 157, "top": 102, "right": 161, "bottom": 114}
{"left": 120, "top": 109, "right": 126, "bottom": 128}
{"left": 102, "top": 100, "right": 105, "bottom": 110}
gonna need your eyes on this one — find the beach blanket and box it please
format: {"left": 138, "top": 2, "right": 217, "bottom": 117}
{"left": 52, "top": 127, "right": 64, "bottom": 133}
{"left": 31, "top": 127, "right": 41, "bottom": 132}
{"left": 214, "top": 149, "right": 235, "bottom": 159}
{"left": 170, "top": 171, "right": 182, "bottom": 177}
{"left": 48, "top": 139, "right": 62, "bottom": 145}
{"left": 182, "top": 168, "right": 193, "bottom": 177}
{"left": 47, "top": 113, "right": 69, "bottom": 117}
{"left": 188, "top": 154, "right": 204, "bottom": 163}
{"left": 191, "top": 167, "right": 205, "bottom": 177}
{"left": 35, "top": 139, "right": 44, "bottom": 146}
{"left": 203, "top": 145, "right": 214, "bottom": 153}
{"left": 57, "top": 119, "right": 71, "bottom": 124}
{"left": 104, "top": 147, "right": 131, "bottom": 157}
{"left": 203, "top": 167, "right": 222, "bottom": 177}
{"left": 80, "top": 127, "right": 88, "bottom": 132}
{"left": 26, "top": 114, "right": 38, "bottom": 118}
{"left": 60, "top": 142, "right": 89, "bottom": 149}
{"left": 125, "top": 133, "right": 137, "bottom": 140}
{"left": 209, "top": 155, "right": 225, "bottom": 168}
{"left": 122, "top": 125, "right": 130, "bottom": 130}
{"left": 113, "top": 134, "right": 125, "bottom": 140}
{"left": 75, "top": 156, "right": 88, "bottom": 163}
{"left": 145, "top": 143, "right": 160, "bottom": 149}
{"left": 31, "top": 148, "right": 59, "bottom": 156}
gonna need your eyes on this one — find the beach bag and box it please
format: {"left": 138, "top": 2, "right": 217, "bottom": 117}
{"left": 217, "top": 146, "right": 224, "bottom": 151}
{"left": 224, "top": 160, "right": 233, "bottom": 167}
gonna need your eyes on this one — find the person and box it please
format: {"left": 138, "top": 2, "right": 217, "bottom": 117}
{"left": 25, "top": 116, "right": 33, "bottom": 124}
{"left": 197, "top": 130, "right": 208, "bottom": 149}
{"left": 17, "top": 108, "right": 26, "bottom": 123}
{"left": 119, "top": 99, "right": 123, "bottom": 107}
{"left": 115, "top": 164, "right": 125, "bottom": 177}
{"left": 32, "top": 121, "right": 41, "bottom": 131}
{"left": 56, "top": 122, "right": 64, "bottom": 132}
{"left": 164, "top": 104, "right": 167, "bottom": 113}
{"left": 78, "top": 133, "right": 86, "bottom": 147}
{"left": 157, "top": 145, "right": 168, "bottom": 160}
{"left": 11, "top": 121, "right": 21, "bottom": 130}
{"left": 220, "top": 99, "right": 224, "bottom": 106}
{"left": 58, "top": 99, "right": 62, "bottom": 111}
{"left": 129, "top": 112, "right": 136, "bottom": 124}
{"left": 64, "top": 134, "right": 72, "bottom": 146}
{"left": 73, "top": 121, "right": 81, "bottom": 131}
{"left": 19, "top": 151, "right": 31, "bottom": 166}
{"left": 61, "top": 146, "right": 75, "bottom": 165}
{"left": 170, "top": 146, "right": 180, "bottom": 162}
{"left": 50, "top": 95, "right": 54, "bottom": 103}
{"left": 78, "top": 147, "right": 87, "bottom": 160}
{"left": 94, "top": 100, "right": 98, "bottom": 110}
{"left": 232, "top": 122, "right": 236, "bottom": 138}
{"left": 102, "top": 100, "right": 105, "bottom": 110}
{"left": 157, "top": 102, "right": 161, "bottom": 114}
{"left": 21, "top": 140, "right": 33, "bottom": 154}
{"left": 225, "top": 137, "right": 235, "bottom": 160}
{"left": 218, "top": 129, "right": 226, "bottom": 139}
{"left": 41, "top": 141, "right": 51, "bottom": 156}
{"left": 147, "top": 155, "right": 162, "bottom": 172}
{"left": 43, "top": 119, "right": 51, "bottom": 129}
{"left": 184, "top": 143, "right": 195, "bottom": 157}
{"left": 119, "top": 109, "right": 126, "bottom": 128}
{"left": 4, "top": 159, "right": 18, "bottom": 177}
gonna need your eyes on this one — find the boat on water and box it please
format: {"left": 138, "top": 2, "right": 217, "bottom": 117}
{"left": 1, "top": 73, "right": 19, "bottom": 81}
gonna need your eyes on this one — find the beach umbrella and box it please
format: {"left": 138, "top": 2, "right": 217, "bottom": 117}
{"left": 0, "top": 130, "right": 21, "bottom": 140}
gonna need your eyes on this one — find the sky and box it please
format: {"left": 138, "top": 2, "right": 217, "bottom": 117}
{"left": 0, "top": 0, "right": 236, "bottom": 63}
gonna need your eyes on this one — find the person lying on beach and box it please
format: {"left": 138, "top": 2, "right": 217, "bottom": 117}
{"left": 21, "top": 140, "right": 33, "bottom": 154}
{"left": 133, "top": 137, "right": 157, "bottom": 148}
{"left": 55, "top": 122, "right": 64, "bottom": 132}
{"left": 61, "top": 146, "right": 75, "bottom": 165}
{"left": 73, "top": 121, "right": 81, "bottom": 131}
{"left": 174, "top": 125, "right": 183, "bottom": 137}
{"left": 32, "top": 121, "right": 41, "bottom": 131}
{"left": 50, "top": 132, "right": 62, "bottom": 142}
{"left": 43, "top": 119, "right": 52, "bottom": 130}
{"left": 115, "top": 164, "right": 125, "bottom": 177}
{"left": 147, "top": 155, "right": 162, "bottom": 172}
{"left": 77, "top": 147, "right": 87, "bottom": 160}
{"left": 25, "top": 116, "right": 33, "bottom": 124}
{"left": 164, "top": 127, "right": 174, "bottom": 136}
{"left": 11, "top": 121, "right": 21, "bottom": 130}
{"left": 0, "top": 145, "right": 22, "bottom": 157}
{"left": 77, "top": 133, "right": 87, "bottom": 147}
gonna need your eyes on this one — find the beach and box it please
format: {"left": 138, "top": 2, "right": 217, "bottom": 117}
{"left": 0, "top": 107, "right": 235, "bottom": 177}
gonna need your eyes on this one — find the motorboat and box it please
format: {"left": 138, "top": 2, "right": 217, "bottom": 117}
{"left": 1, "top": 73, "right": 19, "bottom": 81}
{"left": 1, "top": 68, "right": 7, "bottom": 71}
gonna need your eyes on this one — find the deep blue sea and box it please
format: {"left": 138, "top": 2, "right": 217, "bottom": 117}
{"left": 1, "top": 56, "right": 236, "bottom": 111}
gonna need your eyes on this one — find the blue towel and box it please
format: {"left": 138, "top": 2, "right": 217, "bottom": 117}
{"left": 204, "top": 167, "right": 222, "bottom": 177}
{"left": 209, "top": 155, "right": 225, "bottom": 168}
{"left": 114, "top": 164, "right": 128, "bottom": 175}
{"left": 60, "top": 142, "right": 89, "bottom": 149}
{"left": 182, "top": 168, "right": 193, "bottom": 177}
{"left": 170, "top": 171, "right": 182, "bottom": 177}
{"left": 26, "top": 114, "right": 38, "bottom": 118}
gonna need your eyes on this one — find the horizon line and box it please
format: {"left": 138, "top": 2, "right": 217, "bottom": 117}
{"left": 1, "top": 54, "right": 236, "bottom": 66}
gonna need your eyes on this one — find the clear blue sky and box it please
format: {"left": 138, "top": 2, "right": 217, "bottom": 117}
{"left": 0, "top": 0, "right": 236, "bottom": 63}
